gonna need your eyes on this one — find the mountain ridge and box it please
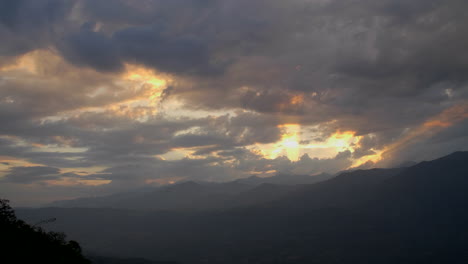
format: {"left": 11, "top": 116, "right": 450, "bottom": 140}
{"left": 49, "top": 173, "right": 334, "bottom": 211}
{"left": 16, "top": 151, "right": 468, "bottom": 264}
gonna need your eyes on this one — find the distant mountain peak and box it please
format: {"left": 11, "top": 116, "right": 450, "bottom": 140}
{"left": 439, "top": 151, "right": 468, "bottom": 160}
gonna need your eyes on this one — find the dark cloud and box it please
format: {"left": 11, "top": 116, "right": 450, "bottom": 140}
{"left": 57, "top": 23, "right": 220, "bottom": 74}
{"left": 0, "top": 0, "right": 74, "bottom": 57}
{"left": 0, "top": 0, "right": 72, "bottom": 29}
{"left": 58, "top": 24, "right": 123, "bottom": 72}
{"left": 0, "top": 0, "right": 23, "bottom": 29}
{"left": 113, "top": 25, "right": 219, "bottom": 75}
{"left": 3, "top": 166, "right": 60, "bottom": 183}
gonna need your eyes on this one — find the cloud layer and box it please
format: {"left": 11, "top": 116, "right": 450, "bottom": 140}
{"left": 1, "top": 0, "right": 468, "bottom": 205}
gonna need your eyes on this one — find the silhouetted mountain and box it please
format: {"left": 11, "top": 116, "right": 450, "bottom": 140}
{"left": 226, "top": 183, "right": 298, "bottom": 208}
{"left": 235, "top": 172, "right": 333, "bottom": 186}
{"left": 50, "top": 174, "right": 329, "bottom": 211}
{"left": 50, "top": 181, "right": 252, "bottom": 211}
{"left": 270, "top": 167, "right": 405, "bottom": 210}
{"left": 372, "top": 151, "right": 468, "bottom": 218}
{"left": 17, "top": 152, "right": 468, "bottom": 263}
{"left": 397, "top": 160, "right": 418, "bottom": 168}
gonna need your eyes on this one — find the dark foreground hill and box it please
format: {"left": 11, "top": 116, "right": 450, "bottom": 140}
{"left": 0, "top": 199, "right": 90, "bottom": 264}
{"left": 17, "top": 152, "right": 468, "bottom": 264}
{"left": 88, "top": 255, "right": 177, "bottom": 264}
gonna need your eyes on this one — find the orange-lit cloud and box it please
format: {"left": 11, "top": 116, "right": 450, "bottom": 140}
{"left": 0, "top": 156, "right": 45, "bottom": 172}
{"left": 76, "top": 63, "right": 172, "bottom": 119}
{"left": 290, "top": 94, "right": 304, "bottom": 105}
{"left": 351, "top": 149, "right": 385, "bottom": 168}
{"left": 45, "top": 178, "right": 112, "bottom": 187}
{"left": 1, "top": 50, "right": 173, "bottom": 121}
{"left": 122, "top": 63, "right": 172, "bottom": 103}
{"left": 278, "top": 93, "right": 305, "bottom": 112}
{"left": 0, "top": 50, "right": 46, "bottom": 73}
{"left": 352, "top": 101, "right": 468, "bottom": 168}
{"left": 423, "top": 103, "right": 468, "bottom": 128}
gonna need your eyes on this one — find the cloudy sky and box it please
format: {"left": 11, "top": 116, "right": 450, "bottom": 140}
{"left": 1, "top": 0, "right": 468, "bottom": 206}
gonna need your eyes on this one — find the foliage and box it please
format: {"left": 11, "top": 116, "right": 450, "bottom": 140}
{"left": 0, "top": 199, "right": 90, "bottom": 264}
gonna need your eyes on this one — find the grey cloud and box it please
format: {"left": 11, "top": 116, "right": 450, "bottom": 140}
{"left": 0, "top": 0, "right": 23, "bottom": 29}
{"left": 0, "top": 109, "right": 282, "bottom": 169}
{"left": 171, "top": 134, "right": 229, "bottom": 148}
{"left": 156, "top": 0, "right": 468, "bottom": 137}
{"left": 3, "top": 166, "right": 60, "bottom": 183}
{"left": 217, "top": 148, "right": 250, "bottom": 158}
{"left": 113, "top": 25, "right": 219, "bottom": 75}
{"left": 95, "top": 156, "right": 238, "bottom": 184}
{"left": 0, "top": 0, "right": 222, "bottom": 75}
{"left": 0, "top": 0, "right": 72, "bottom": 30}
{"left": 78, "top": 112, "right": 281, "bottom": 165}
{"left": 0, "top": 0, "right": 75, "bottom": 57}
{"left": 0, "top": 136, "right": 89, "bottom": 168}
{"left": 58, "top": 24, "right": 123, "bottom": 72}
{"left": 81, "top": 0, "right": 216, "bottom": 26}
{"left": 57, "top": 23, "right": 220, "bottom": 75}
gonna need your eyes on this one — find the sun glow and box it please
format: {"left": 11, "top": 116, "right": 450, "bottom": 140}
{"left": 122, "top": 64, "right": 171, "bottom": 103}
{"left": 252, "top": 126, "right": 364, "bottom": 162}
{"left": 326, "top": 131, "right": 359, "bottom": 150}
{"left": 279, "top": 124, "right": 301, "bottom": 161}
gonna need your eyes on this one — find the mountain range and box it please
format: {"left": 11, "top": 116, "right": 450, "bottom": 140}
{"left": 49, "top": 173, "right": 334, "bottom": 211}
{"left": 16, "top": 151, "right": 468, "bottom": 264}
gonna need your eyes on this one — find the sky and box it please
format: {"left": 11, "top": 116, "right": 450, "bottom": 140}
{"left": 1, "top": 0, "right": 468, "bottom": 206}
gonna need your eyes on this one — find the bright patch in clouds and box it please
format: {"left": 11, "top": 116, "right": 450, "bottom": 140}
{"left": 122, "top": 64, "right": 171, "bottom": 104}
{"left": 281, "top": 125, "right": 301, "bottom": 161}
{"left": 253, "top": 126, "right": 361, "bottom": 162}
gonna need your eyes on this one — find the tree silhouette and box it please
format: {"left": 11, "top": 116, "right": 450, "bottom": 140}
{"left": 0, "top": 199, "right": 90, "bottom": 264}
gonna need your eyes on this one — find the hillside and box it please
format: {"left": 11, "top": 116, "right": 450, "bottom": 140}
{"left": 0, "top": 199, "right": 90, "bottom": 264}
